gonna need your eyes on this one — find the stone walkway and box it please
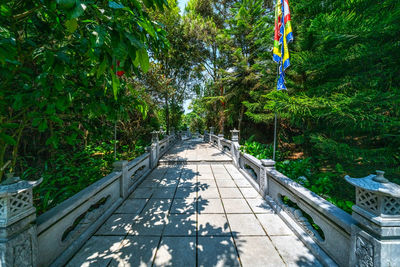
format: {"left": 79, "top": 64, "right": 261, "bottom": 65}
{"left": 67, "top": 140, "right": 322, "bottom": 267}
{"left": 160, "top": 139, "right": 232, "bottom": 164}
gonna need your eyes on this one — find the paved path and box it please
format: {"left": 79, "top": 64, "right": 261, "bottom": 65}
{"left": 160, "top": 139, "right": 232, "bottom": 164}
{"left": 67, "top": 140, "right": 322, "bottom": 267}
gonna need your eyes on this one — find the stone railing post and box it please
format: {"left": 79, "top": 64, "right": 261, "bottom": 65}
{"left": 149, "top": 130, "right": 159, "bottom": 168}
{"left": 260, "top": 159, "right": 275, "bottom": 196}
{"left": 113, "top": 160, "right": 129, "bottom": 198}
{"left": 209, "top": 127, "right": 214, "bottom": 144}
{"left": 230, "top": 129, "right": 240, "bottom": 167}
{"left": 0, "top": 176, "right": 42, "bottom": 266}
{"left": 217, "top": 134, "right": 224, "bottom": 150}
{"left": 346, "top": 171, "right": 400, "bottom": 267}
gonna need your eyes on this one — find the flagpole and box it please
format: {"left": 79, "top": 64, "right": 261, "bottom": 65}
{"left": 273, "top": 113, "right": 277, "bottom": 161}
{"left": 273, "top": 63, "right": 279, "bottom": 161}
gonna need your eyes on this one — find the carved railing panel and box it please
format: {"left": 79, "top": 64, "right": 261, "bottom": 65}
{"left": 267, "top": 169, "right": 354, "bottom": 266}
{"left": 37, "top": 171, "right": 122, "bottom": 267}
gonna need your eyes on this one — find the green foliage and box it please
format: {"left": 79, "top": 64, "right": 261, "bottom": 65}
{"left": 240, "top": 136, "right": 284, "bottom": 161}
{"left": 185, "top": 0, "right": 400, "bottom": 214}
{"left": 241, "top": 139, "right": 354, "bottom": 213}
{"left": 24, "top": 141, "right": 148, "bottom": 214}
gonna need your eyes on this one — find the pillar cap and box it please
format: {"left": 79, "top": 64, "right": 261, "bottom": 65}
{"left": 261, "top": 159, "right": 275, "bottom": 167}
{"left": 345, "top": 171, "right": 400, "bottom": 198}
{"left": 0, "top": 177, "right": 42, "bottom": 197}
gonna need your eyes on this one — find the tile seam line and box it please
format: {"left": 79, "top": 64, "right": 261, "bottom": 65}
{"left": 151, "top": 165, "right": 183, "bottom": 267}
{"left": 212, "top": 163, "right": 244, "bottom": 267}
{"left": 227, "top": 162, "right": 289, "bottom": 266}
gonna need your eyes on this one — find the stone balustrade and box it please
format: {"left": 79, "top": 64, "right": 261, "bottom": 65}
{"left": 3, "top": 127, "right": 400, "bottom": 267}
{"left": 204, "top": 127, "right": 400, "bottom": 267}
{"left": 0, "top": 132, "right": 177, "bottom": 267}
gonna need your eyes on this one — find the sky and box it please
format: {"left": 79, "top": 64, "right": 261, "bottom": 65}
{"left": 178, "top": 0, "right": 189, "bottom": 15}
{"left": 177, "top": 0, "right": 192, "bottom": 114}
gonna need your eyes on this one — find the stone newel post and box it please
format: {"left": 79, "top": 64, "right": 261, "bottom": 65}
{"left": 217, "top": 134, "right": 224, "bottom": 150}
{"left": 150, "top": 130, "right": 159, "bottom": 168}
{"left": 260, "top": 159, "right": 275, "bottom": 196}
{"left": 113, "top": 160, "right": 129, "bottom": 198}
{"left": 346, "top": 171, "right": 400, "bottom": 267}
{"left": 0, "top": 176, "right": 42, "bottom": 266}
{"left": 230, "top": 129, "right": 240, "bottom": 167}
{"left": 209, "top": 127, "right": 215, "bottom": 144}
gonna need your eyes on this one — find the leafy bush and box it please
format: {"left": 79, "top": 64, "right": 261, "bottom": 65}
{"left": 240, "top": 135, "right": 285, "bottom": 161}
{"left": 23, "top": 141, "right": 147, "bottom": 214}
{"left": 241, "top": 139, "right": 354, "bottom": 213}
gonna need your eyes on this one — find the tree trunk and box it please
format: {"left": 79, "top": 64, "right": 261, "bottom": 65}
{"left": 165, "top": 94, "right": 170, "bottom": 134}
{"left": 238, "top": 105, "right": 244, "bottom": 141}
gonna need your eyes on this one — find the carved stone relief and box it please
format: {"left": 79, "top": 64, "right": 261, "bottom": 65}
{"left": 355, "top": 235, "right": 374, "bottom": 267}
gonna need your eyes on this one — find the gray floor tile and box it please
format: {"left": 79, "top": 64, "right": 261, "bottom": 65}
{"left": 226, "top": 214, "right": 266, "bottom": 236}
{"left": 153, "top": 236, "right": 196, "bottom": 267}
{"left": 197, "top": 174, "right": 215, "bottom": 180}
{"left": 239, "top": 187, "right": 261, "bottom": 199}
{"left": 129, "top": 213, "right": 167, "bottom": 236}
{"left": 216, "top": 179, "right": 237, "bottom": 188}
{"left": 170, "top": 198, "right": 197, "bottom": 214}
{"left": 222, "top": 199, "right": 253, "bottom": 213}
{"left": 197, "top": 179, "right": 217, "bottom": 188}
{"left": 270, "top": 235, "right": 323, "bottom": 266}
{"left": 158, "top": 179, "right": 179, "bottom": 188}
{"left": 108, "top": 236, "right": 160, "bottom": 267}
{"left": 115, "top": 198, "right": 148, "bottom": 214}
{"left": 175, "top": 186, "right": 197, "bottom": 199}
{"left": 128, "top": 187, "right": 155, "bottom": 199}
{"left": 256, "top": 214, "right": 294, "bottom": 236}
{"left": 246, "top": 198, "right": 274, "bottom": 213}
{"left": 198, "top": 236, "right": 240, "bottom": 267}
{"left": 151, "top": 188, "right": 176, "bottom": 199}
{"left": 213, "top": 172, "right": 233, "bottom": 180}
{"left": 197, "top": 198, "right": 225, "bottom": 214}
{"left": 138, "top": 179, "right": 159, "bottom": 188}
{"left": 234, "top": 179, "right": 253, "bottom": 188}
{"left": 197, "top": 214, "right": 230, "bottom": 236}
{"left": 197, "top": 187, "right": 220, "bottom": 199}
{"left": 95, "top": 214, "right": 136, "bottom": 236}
{"left": 66, "top": 236, "right": 124, "bottom": 267}
{"left": 219, "top": 187, "right": 243, "bottom": 199}
{"left": 164, "top": 214, "right": 197, "bottom": 236}
{"left": 234, "top": 236, "right": 285, "bottom": 266}
{"left": 178, "top": 180, "right": 198, "bottom": 188}
{"left": 141, "top": 199, "right": 172, "bottom": 216}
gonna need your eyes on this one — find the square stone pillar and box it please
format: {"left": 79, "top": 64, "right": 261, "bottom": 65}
{"left": 346, "top": 171, "right": 400, "bottom": 267}
{"left": 230, "top": 129, "right": 239, "bottom": 143}
{"left": 230, "top": 129, "right": 240, "bottom": 167}
{"left": 113, "top": 160, "right": 129, "bottom": 198}
{"left": 260, "top": 159, "right": 275, "bottom": 196}
{"left": 150, "top": 131, "right": 159, "bottom": 168}
{"left": 0, "top": 176, "right": 42, "bottom": 266}
{"left": 217, "top": 134, "right": 224, "bottom": 150}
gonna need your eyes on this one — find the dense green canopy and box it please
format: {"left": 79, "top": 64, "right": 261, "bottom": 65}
{"left": 1, "top": 0, "right": 399, "bottom": 213}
